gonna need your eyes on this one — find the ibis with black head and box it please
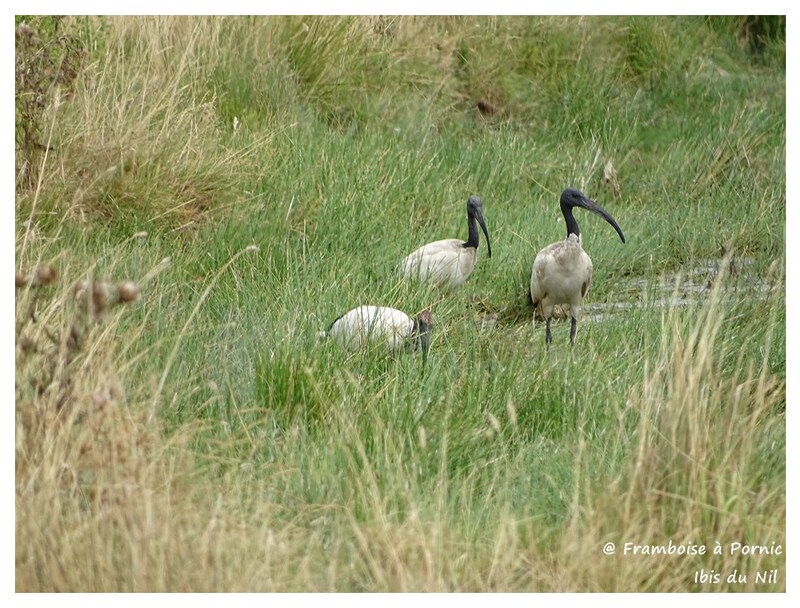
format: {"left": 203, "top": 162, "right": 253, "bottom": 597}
{"left": 530, "top": 188, "right": 625, "bottom": 345}
{"left": 399, "top": 195, "right": 492, "bottom": 288}
{"left": 321, "top": 305, "right": 433, "bottom": 363}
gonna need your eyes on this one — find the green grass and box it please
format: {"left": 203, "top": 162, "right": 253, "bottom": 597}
{"left": 15, "top": 15, "right": 785, "bottom": 592}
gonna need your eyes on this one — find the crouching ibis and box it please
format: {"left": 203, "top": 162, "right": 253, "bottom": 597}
{"left": 321, "top": 305, "right": 433, "bottom": 363}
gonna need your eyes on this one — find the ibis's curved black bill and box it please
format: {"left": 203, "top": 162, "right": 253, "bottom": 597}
{"left": 560, "top": 188, "right": 625, "bottom": 243}
{"left": 413, "top": 309, "right": 433, "bottom": 366}
{"left": 466, "top": 195, "right": 492, "bottom": 257}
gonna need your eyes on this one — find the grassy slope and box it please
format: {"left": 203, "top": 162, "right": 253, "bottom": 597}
{"left": 15, "top": 15, "right": 785, "bottom": 591}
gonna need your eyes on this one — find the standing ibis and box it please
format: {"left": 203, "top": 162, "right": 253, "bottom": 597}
{"left": 530, "top": 188, "right": 625, "bottom": 345}
{"left": 399, "top": 195, "right": 492, "bottom": 288}
{"left": 321, "top": 306, "right": 433, "bottom": 363}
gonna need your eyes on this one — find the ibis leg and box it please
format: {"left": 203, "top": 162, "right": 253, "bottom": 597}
{"left": 570, "top": 317, "right": 577, "bottom": 345}
{"left": 545, "top": 318, "right": 552, "bottom": 345}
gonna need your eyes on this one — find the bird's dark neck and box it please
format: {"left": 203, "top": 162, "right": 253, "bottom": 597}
{"left": 561, "top": 200, "right": 581, "bottom": 239}
{"left": 463, "top": 213, "right": 480, "bottom": 249}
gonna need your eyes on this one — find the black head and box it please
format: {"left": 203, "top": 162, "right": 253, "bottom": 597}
{"left": 559, "top": 188, "right": 625, "bottom": 243}
{"left": 467, "top": 195, "right": 483, "bottom": 215}
{"left": 466, "top": 195, "right": 492, "bottom": 257}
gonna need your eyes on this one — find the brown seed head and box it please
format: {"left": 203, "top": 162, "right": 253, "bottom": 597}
{"left": 116, "top": 280, "right": 140, "bottom": 303}
{"left": 15, "top": 23, "right": 36, "bottom": 43}
{"left": 73, "top": 278, "right": 90, "bottom": 299}
{"left": 92, "top": 281, "right": 113, "bottom": 315}
{"left": 33, "top": 263, "right": 57, "bottom": 286}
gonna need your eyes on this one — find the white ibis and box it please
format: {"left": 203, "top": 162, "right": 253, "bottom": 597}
{"left": 399, "top": 195, "right": 491, "bottom": 288}
{"left": 320, "top": 305, "right": 433, "bottom": 363}
{"left": 530, "top": 188, "right": 625, "bottom": 345}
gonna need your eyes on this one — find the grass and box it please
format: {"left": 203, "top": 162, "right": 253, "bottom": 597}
{"left": 14, "top": 15, "right": 785, "bottom": 592}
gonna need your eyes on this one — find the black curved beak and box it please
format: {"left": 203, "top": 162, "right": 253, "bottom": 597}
{"left": 414, "top": 309, "right": 433, "bottom": 367}
{"left": 476, "top": 211, "right": 492, "bottom": 258}
{"left": 419, "top": 328, "right": 430, "bottom": 367}
{"left": 576, "top": 195, "right": 625, "bottom": 243}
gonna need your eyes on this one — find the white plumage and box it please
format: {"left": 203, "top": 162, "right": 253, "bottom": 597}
{"left": 530, "top": 189, "right": 625, "bottom": 345}
{"left": 321, "top": 305, "right": 432, "bottom": 360}
{"left": 530, "top": 234, "right": 592, "bottom": 330}
{"left": 399, "top": 195, "right": 491, "bottom": 288}
{"left": 399, "top": 239, "right": 479, "bottom": 288}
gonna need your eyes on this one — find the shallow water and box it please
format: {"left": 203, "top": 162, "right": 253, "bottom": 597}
{"left": 582, "top": 257, "right": 781, "bottom": 323}
{"left": 483, "top": 256, "right": 782, "bottom": 330}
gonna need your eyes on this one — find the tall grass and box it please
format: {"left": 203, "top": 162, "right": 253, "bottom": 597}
{"left": 15, "top": 15, "right": 785, "bottom": 592}
{"left": 15, "top": 259, "right": 784, "bottom": 591}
